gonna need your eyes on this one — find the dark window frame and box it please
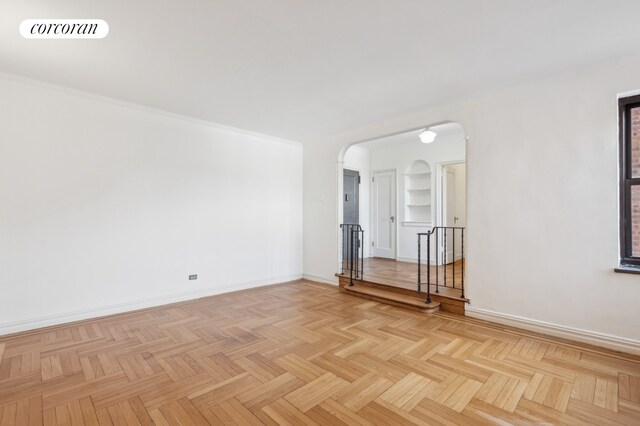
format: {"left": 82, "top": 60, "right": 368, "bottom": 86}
{"left": 619, "top": 95, "right": 640, "bottom": 267}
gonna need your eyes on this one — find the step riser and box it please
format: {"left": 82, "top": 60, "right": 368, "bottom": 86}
{"left": 338, "top": 276, "right": 465, "bottom": 315}
{"left": 340, "top": 287, "right": 439, "bottom": 313}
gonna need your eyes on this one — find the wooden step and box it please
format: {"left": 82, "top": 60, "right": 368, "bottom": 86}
{"left": 337, "top": 274, "right": 464, "bottom": 315}
{"left": 341, "top": 284, "right": 440, "bottom": 313}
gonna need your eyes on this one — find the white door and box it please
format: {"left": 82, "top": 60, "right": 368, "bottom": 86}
{"left": 441, "top": 164, "right": 466, "bottom": 263}
{"left": 371, "top": 170, "right": 396, "bottom": 258}
{"left": 451, "top": 163, "right": 466, "bottom": 229}
{"left": 442, "top": 169, "right": 455, "bottom": 263}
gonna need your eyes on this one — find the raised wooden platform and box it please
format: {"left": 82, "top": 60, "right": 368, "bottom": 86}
{"left": 337, "top": 258, "right": 468, "bottom": 315}
{"left": 341, "top": 283, "right": 441, "bottom": 313}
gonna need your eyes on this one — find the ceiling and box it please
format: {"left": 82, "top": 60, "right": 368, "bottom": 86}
{"left": 1, "top": 1, "right": 639, "bottom": 142}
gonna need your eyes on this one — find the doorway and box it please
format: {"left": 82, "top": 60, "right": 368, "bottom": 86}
{"left": 440, "top": 162, "right": 466, "bottom": 263}
{"left": 343, "top": 169, "right": 360, "bottom": 262}
{"left": 343, "top": 169, "right": 360, "bottom": 225}
{"left": 336, "top": 122, "right": 468, "bottom": 302}
{"left": 371, "top": 170, "right": 396, "bottom": 259}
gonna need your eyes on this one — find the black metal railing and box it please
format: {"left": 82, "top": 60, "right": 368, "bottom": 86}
{"left": 417, "top": 226, "right": 466, "bottom": 303}
{"left": 340, "top": 224, "right": 364, "bottom": 286}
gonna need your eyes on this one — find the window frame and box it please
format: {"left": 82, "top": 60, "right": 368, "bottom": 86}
{"left": 619, "top": 94, "right": 640, "bottom": 267}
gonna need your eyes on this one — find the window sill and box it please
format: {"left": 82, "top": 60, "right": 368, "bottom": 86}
{"left": 614, "top": 265, "right": 640, "bottom": 275}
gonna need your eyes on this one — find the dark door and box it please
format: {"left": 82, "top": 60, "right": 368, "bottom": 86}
{"left": 343, "top": 169, "right": 360, "bottom": 225}
{"left": 343, "top": 169, "right": 360, "bottom": 262}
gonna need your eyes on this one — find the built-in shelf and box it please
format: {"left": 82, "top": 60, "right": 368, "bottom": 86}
{"left": 404, "top": 160, "right": 432, "bottom": 223}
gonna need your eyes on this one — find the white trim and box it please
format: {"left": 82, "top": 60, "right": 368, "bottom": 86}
{"left": 344, "top": 145, "right": 370, "bottom": 155}
{"left": 337, "top": 160, "right": 345, "bottom": 273}
{"left": 0, "top": 274, "right": 302, "bottom": 336}
{"left": 0, "top": 71, "right": 301, "bottom": 148}
{"left": 343, "top": 166, "right": 364, "bottom": 174}
{"left": 443, "top": 251, "right": 464, "bottom": 263}
{"left": 435, "top": 159, "right": 466, "bottom": 227}
{"left": 397, "top": 256, "right": 441, "bottom": 266}
{"left": 466, "top": 306, "right": 640, "bottom": 355}
{"left": 303, "top": 274, "right": 338, "bottom": 286}
{"left": 371, "top": 168, "right": 398, "bottom": 174}
{"left": 618, "top": 89, "right": 640, "bottom": 99}
{"left": 401, "top": 221, "right": 432, "bottom": 227}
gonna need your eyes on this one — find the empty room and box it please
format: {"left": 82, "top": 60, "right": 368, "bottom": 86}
{"left": 1, "top": 1, "right": 640, "bottom": 424}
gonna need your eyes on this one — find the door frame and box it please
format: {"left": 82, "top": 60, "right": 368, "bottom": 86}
{"left": 436, "top": 160, "right": 466, "bottom": 264}
{"left": 342, "top": 168, "right": 360, "bottom": 225}
{"left": 337, "top": 163, "right": 366, "bottom": 267}
{"left": 436, "top": 160, "right": 466, "bottom": 227}
{"left": 371, "top": 168, "right": 397, "bottom": 259}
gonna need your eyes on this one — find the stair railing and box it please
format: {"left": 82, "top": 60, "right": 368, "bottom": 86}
{"left": 417, "top": 226, "right": 466, "bottom": 303}
{"left": 340, "top": 224, "right": 364, "bottom": 286}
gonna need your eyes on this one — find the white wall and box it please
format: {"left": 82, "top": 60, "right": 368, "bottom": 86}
{"left": 0, "top": 75, "right": 303, "bottom": 334}
{"left": 343, "top": 145, "right": 371, "bottom": 257}
{"left": 303, "top": 55, "right": 640, "bottom": 353}
{"left": 368, "top": 136, "right": 465, "bottom": 260}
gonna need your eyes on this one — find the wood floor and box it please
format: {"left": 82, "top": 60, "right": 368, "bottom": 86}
{"left": 359, "top": 257, "right": 466, "bottom": 300}
{"left": 1, "top": 280, "right": 639, "bottom": 425}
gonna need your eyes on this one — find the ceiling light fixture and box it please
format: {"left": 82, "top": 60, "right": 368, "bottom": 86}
{"left": 418, "top": 128, "right": 437, "bottom": 144}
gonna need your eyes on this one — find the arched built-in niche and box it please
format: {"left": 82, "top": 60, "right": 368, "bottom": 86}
{"left": 404, "top": 160, "right": 431, "bottom": 223}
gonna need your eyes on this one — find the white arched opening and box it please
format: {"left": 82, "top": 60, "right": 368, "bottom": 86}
{"left": 336, "top": 122, "right": 468, "bottom": 287}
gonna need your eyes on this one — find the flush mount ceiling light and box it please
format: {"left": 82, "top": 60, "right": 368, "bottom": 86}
{"left": 418, "top": 128, "right": 437, "bottom": 144}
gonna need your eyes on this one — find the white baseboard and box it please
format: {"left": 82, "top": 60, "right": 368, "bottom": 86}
{"left": 466, "top": 306, "right": 640, "bottom": 355}
{"left": 303, "top": 273, "right": 338, "bottom": 286}
{"left": 397, "top": 256, "right": 462, "bottom": 265}
{"left": 0, "top": 274, "right": 302, "bottom": 337}
{"left": 397, "top": 256, "right": 437, "bottom": 265}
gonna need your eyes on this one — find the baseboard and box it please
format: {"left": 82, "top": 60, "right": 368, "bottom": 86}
{"left": 397, "top": 256, "right": 436, "bottom": 265}
{"left": 396, "top": 256, "right": 460, "bottom": 265}
{"left": 0, "top": 274, "right": 303, "bottom": 336}
{"left": 466, "top": 306, "right": 640, "bottom": 355}
{"left": 303, "top": 273, "right": 338, "bottom": 286}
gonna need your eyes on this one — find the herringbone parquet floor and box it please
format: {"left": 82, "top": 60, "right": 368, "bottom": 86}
{"left": 0, "top": 280, "right": 639, "bottom": 425}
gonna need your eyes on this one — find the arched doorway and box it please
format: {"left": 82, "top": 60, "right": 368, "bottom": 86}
{"left": 336, "top": 122, "right": 469, "bottom": 312}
